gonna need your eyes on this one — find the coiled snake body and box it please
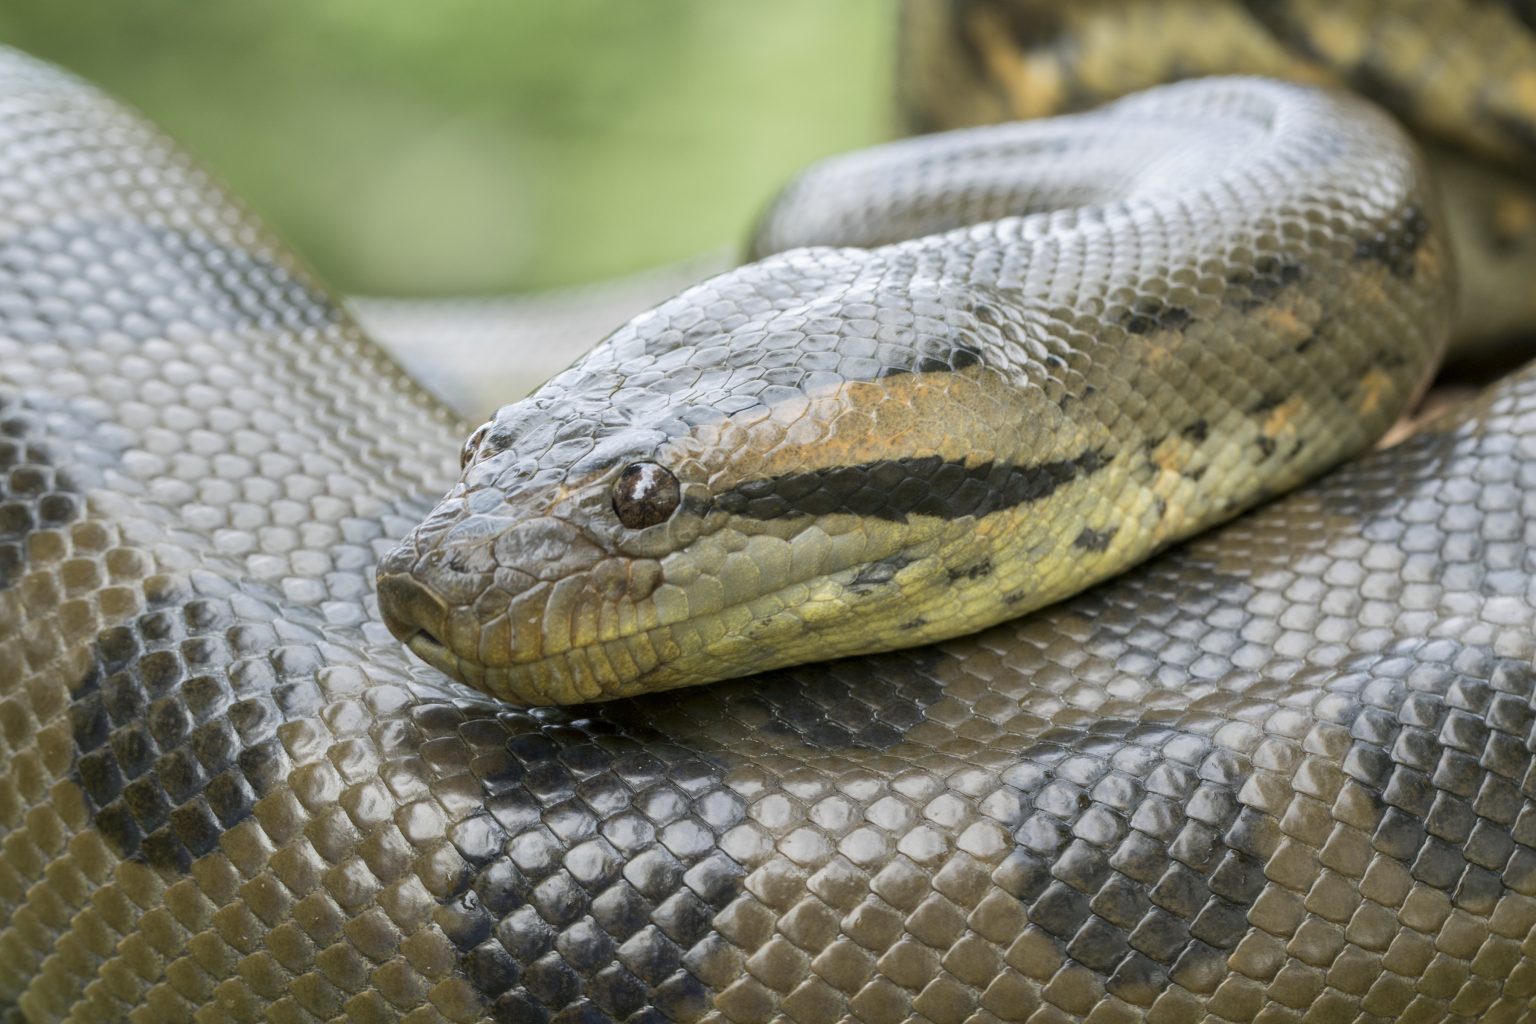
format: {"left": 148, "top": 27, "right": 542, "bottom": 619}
{"left": 6, "top": 6, "right": 1536, "bottom": 1024}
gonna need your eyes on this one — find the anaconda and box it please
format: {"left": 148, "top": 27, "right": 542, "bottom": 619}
{"left": 377, "top": 77, "right": 1450, "bottom": 706}
{"left": 4, "top": 6, "right": 1536, "bottom": 1024}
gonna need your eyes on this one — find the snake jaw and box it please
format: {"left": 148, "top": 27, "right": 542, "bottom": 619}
{"left": 405, "top": 628, "right": 460, "bottom": 677}
{"left": 376, "top": 570, "right": 453, "bottom": 657}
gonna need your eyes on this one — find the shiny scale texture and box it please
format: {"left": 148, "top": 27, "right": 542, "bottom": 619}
{"left": 379, "top": 78, "right": 1449, "bottom": 706}
{"left": 2, "top": 4, "right": 1536, "bottom": 1023}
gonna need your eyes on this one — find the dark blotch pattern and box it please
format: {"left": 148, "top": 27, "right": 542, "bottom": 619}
{"left": 849, "top": 553, "right": 917, "bottom": 592}
{"left": 880, "top": 342, "right": 986, "bottom": 377}
{"left": 430, "top": 715, "right": 749, "bottom": 1023}
{"left": 1121, "top": 297, "right": 1195, "bottom": 335}
{"left": 1355, "top": 203, "right": 1431, "bottom": 278}
{"left": 1074, "top": 526, "right": 1117, "bottom": 552}
{"left": 947, "top": 558, "right": 994, "bottom": 581}
{"left": 1224, "top": 253, "right": 1308, "bottom": 312}
{"left": 68, "top": 587, "right": 288, "bottom": 874}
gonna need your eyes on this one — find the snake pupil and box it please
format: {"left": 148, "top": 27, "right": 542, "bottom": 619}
{"left": 612, "top": 462, "right": 680, "bottom": 529}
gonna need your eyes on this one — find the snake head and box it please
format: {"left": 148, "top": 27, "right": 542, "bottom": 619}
{"left": 375, "top": 386, "right": 704, "bottom": 704}
{"left": 375, "top": 254, "right": 1098, "bottom": 705}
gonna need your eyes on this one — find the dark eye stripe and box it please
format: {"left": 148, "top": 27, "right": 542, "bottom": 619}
{"left": 712, "top": 449, "right": 1107, "bottom": 523}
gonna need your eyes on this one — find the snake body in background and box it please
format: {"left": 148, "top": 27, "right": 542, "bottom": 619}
{"left": 6, "top": 3, "right": 1536, "bottom": 1023}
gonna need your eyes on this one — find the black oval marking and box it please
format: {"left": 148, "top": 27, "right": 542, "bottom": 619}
{"left": 947, "top": 558, "right": 994, "bottom": 582}
{"left": 1354, "top": 204, "right": 1430, "bottom": 278}
{"left": 1223, "top": 253, "right": 1306, "bottom": 311}
{"left": 1074, "top": 526, "right": 1118, "bottom": 552}
{"left": 431, "top": 710, "right": 750, "bottom": 1019}
{"left": 1121, "top": 298, "right": 1194, "bottom": 335}
{"left": 66, "top": 585, "right": 288, "bottom": 873}
{"left": 878, "top": 342, "right": 986, "bottom": 377}
{"left": 849, "top": 553, "right": 917, "bottom": 592}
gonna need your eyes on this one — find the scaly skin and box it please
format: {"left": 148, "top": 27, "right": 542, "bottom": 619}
{"left": 3, "top": 7, "right": 1536, "bottom": 1023}
{"left": 379, "top": 80, "right": 1451, "bottom": 706}
{"left": 897, "top": 0, "right": 1536, "bottom": 345}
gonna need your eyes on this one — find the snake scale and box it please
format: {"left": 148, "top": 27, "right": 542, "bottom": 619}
{"left": 6, "top": 2, "right": 1536, "bottom": 1023}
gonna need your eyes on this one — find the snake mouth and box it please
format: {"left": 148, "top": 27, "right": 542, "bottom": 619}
{"left": 404, "top": 627, "right": 461, "bottom": 677}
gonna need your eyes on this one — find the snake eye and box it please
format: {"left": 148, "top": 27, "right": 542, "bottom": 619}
{"left": 612, "top": 462, "right": 680, "bottom": 529}
{"left": 461, "top": 423, "right": 491, "bottom": 469}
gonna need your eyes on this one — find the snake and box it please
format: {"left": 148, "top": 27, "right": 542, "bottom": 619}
{"left": 6, "top": 1, "right": 1536, "bottom": 1021}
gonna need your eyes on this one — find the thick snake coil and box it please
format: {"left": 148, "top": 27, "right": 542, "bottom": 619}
{"left": 4, "top": 10, "right": 1536, "bottom": 1024}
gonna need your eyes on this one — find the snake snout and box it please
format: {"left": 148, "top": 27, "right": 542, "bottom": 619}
{"left": 377, "top": 571, "right": 458, "bottom": 673}
{"left": 377, "top": 510, "right": 621, "bottom": 692}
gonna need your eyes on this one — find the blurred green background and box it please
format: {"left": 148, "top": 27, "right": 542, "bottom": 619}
{"left": 0, "top": 2, "right": 895, "bottom": 295}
